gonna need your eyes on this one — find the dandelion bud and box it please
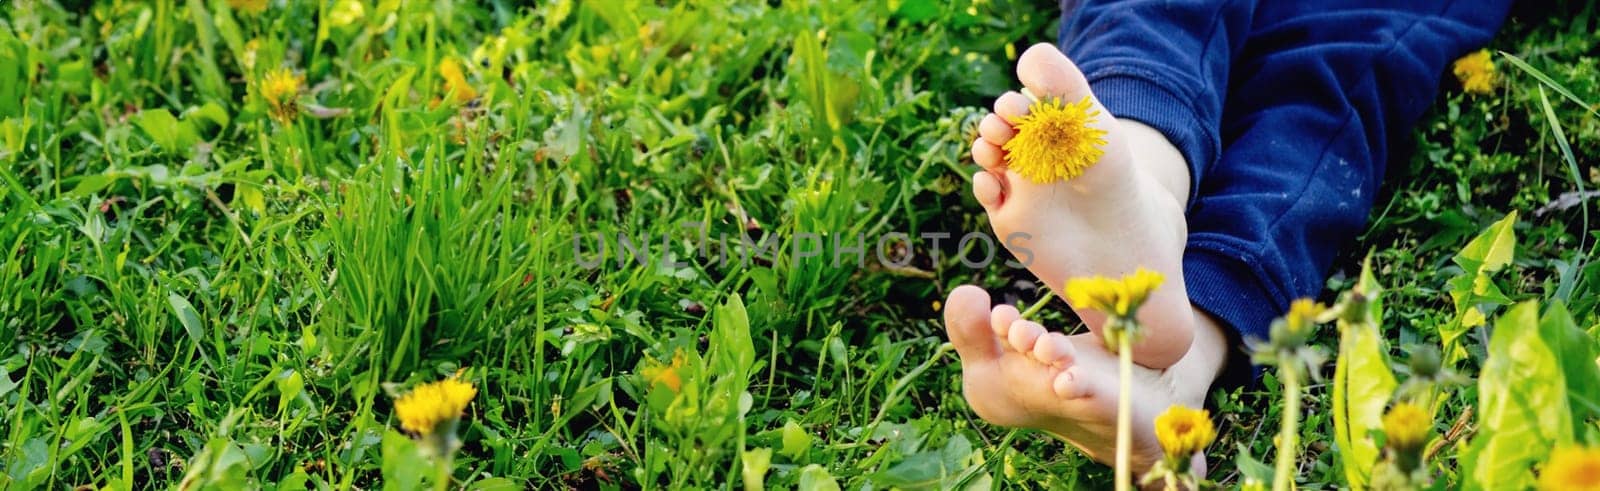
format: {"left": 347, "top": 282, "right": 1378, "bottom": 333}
{"left": 1408, "top": 345, "right": 1442, "bottom": 379}
{"left": 1336, "top": 287, "right": 1373, "bottom": 325}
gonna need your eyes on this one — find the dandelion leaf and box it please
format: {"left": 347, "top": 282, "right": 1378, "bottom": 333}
{"left": 1331, "top": 257, "right": 1395, "bottom": 490}
{"left": 1461, "top": 301, "right": 1571, "bottom": 490}
{"left": 1441, "top": 212, "right": 1518, "bottom": 364}
{"left": 1538, "top": 301, "right": 1600, "bottom": 426}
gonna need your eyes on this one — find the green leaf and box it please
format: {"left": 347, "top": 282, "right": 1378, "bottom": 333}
{"left": 1498, "top": 52, "right": 1600, "bottom": 118}
{"left": 1331, "top": 256, "right": 1395, "bottom": 490}
{"left": 1233, "top": 442, "right": 1276, "bottom": 485}
{"left": 185, "top": 102, "right": 231, "bottom": 130}
{"left": 0, "top": 368, "right": 16, "bottom": 400}
{"left": 466, "top": 477, "right": 521, "bottom": 491}
{"left": 135, "top": 109, "right": 203, "bottom": 154}
{"left": 893, "top": 0, "right": 941, "bottom": 23}
{"left": 178, "top": 438, "right": 256, "bottom": 489}
{"left": 68, "top": 173, "right": 117, "bottom": 198}
{"left": 1536, "top": 86, "right": 1591, "bottom": 269}
{"left": 276, "top": 369, "right": 304, "bottom": 414}
{"left": 714, "top": 293, "right": 756, "bottom": 378}
{"left": 235, "top": 184, "right": 266, "bottom": 215}
{"left": 381, "top": 430, "right": 431, "bottom": 491}
{"left": 869, "top": 434, "right": 978, "bottom": 489}
{"left": 798, "top": 464, "right": 841, "bottom": 491}
{"left": 781, "top": 419, "right": 813, "bottom": 459}
{"left": 1538, "top": 301, "right": 1600, "bottom": 424}
{"left": 1441, "top": 212, "right": 1519, "bottom": 364}
{"left": 1461, "top": 301, "right": 1571, "bottom": 490}
{"left": 740, "top": 447, "right": 772, "bottom": 491}
{"left": 1454, "top": 210, "right": 1517, "bottom": 273}
{"left": 276, "top": 468, "right": 310, "bottom": 491}
{"left": 135, "top": 109, "right": 182, "bottom": 150}
{"left": 167, "top": 293, "right": 215, "bottom": 369}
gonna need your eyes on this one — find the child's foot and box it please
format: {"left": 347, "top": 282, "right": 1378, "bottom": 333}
{"left": 942, "top": 285, "right": 1226, "bottom": 475}
{"left": 969, "top": 43, "right": 1194, "bottom": 368}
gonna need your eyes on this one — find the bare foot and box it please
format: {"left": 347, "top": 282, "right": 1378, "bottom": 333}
{"left": 969, "top": 43, "right": 1194, "bottom": 368}
{"left": 942, "top": 285, "right": 1227, "bottom": 477}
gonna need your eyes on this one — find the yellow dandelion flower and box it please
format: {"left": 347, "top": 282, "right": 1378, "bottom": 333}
{"left": 259, "top": 67, "right": 302, "bottom": 122}
{"left": 228, "top": 0, "right": 268, "bottom": 14}
{"left": 1064, "top": 267, "right": 1164, "bottom": 319}
{"left": 1381, "top": 402, "right": 1430, "bottom": 451}
{"left": 1154, "top": 405, "right": 1215, "bottom": 461}
{"left": 1284, "top": 298, "right": 1326, "bottom": 335}
{"left": 393, "top": 374, "right": 477, "bottom": 436}
{"left": 438, "top": 57, "right": 479, "bottom": 104}
{"left": 1540, "top": 446, "right": 1600, "bottom": 491}
{"left": 1001, "top": 96, "right": 1107, "bottom": 184}
{"left": 640, "top": 351, "right": 685, "bottom": 393}
{"left": 1452, "top": 49, "right": 1497, "bottom": 95}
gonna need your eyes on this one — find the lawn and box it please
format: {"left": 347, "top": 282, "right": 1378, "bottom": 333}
{"left": 2, "top": 0, "right": 1598, "bottom": 489}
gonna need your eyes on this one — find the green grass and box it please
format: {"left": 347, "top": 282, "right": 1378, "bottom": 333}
{"left": 1, "top": 0, "right": 1597, "bottom": 489}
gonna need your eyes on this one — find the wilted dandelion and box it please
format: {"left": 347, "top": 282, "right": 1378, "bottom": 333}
{"left": 640, "top": 351, "right": 685, "bottom": 393}
{"left": 438, "top": 57, "right": 479, "bottom": 104}
{"left": 1539, "top": 446, "right": 1600, "bottom": 491}
{"left": 259, "top": 67, "right": 302, "bottom": 122}
{"left": 1452, "top": 49, "right": 1497, "bottom": 95}
{"left": 1001, "top": 95, "right": 1107, "bottom": 183}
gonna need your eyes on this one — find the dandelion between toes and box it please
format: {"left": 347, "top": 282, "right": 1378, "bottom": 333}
{"left": 946, "top": 42, "right": 1229, "bottom": 485}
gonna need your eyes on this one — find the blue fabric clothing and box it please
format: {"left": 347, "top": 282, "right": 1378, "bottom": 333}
{"left": 1056, "top": 1, "right": 1513, "bottom": 385}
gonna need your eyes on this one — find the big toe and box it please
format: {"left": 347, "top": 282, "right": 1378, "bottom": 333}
{"left": 945, "top": 285, "right": 1000, "bottom": 363}
{"left": 1017, "top": 43, "right": 1093, "bottom": 103}
{"left": 1004, "top": 43, "right": 1131, "bottom": 194}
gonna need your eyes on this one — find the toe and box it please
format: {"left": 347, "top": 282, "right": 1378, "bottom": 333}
{"left": 1006, "top": 318, "right": 1046, "bottom": 354}
{"left": 978, "top": 114, "right": 1016, "bottom": 146}
{"left": 1052, "top": 370, "right": 1086, "bottom": 399}
{"left": 971, "top": 138, "right": 1004, "bottom": 171}
{"left": 993, "top": 91, "right": 1032, "bottom": 125}
{"left": 945, "top": 286, "right": 1001, "bottom": 363}
{"left": 989, "top": 303, "right": 1021, "bottom": 338}
{"left": 972, "top": 171, "right": 1005, "bottom": 209}
{"left": 1031, "top": 331, "right": 1076, "bottom": 368}
{"left": 1016, "top": 43, "right": 1092, "bottom": 103}
{"left": 1057, "top": 364, "right": 1111, "bottom": 400}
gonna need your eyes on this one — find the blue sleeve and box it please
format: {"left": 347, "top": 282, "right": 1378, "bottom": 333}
{"left": 1058, "top": 0, "right": 1255, "bottom": 205}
